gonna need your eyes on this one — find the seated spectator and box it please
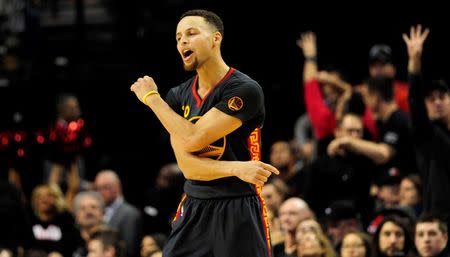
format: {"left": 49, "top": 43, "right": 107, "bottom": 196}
{"left": 29, "top": 184, "right": 81, "bottom": 257}
{"left": 262, "top": 178, "right": 289, "bottom": 215}
{"left": 140, "top": 234, "right": 167, "bottom": 257}
{"left": 399, "top": 175, "right": 423, "bottom": 218}
{"left": 141, "top": 163, "right": 185, "bottom": 235}
{"left": 414, "top": 214, "right": 448, "bottom": 257}
{"left": 72, "top": 191, "right": 107, "bottom": 257}
{"left": 296, "top": 218, "right": 324, "bottom": 242}
{"left": 274, "top": 197, "right": 315, "bottom": 257}
{"left": 323, "top": 200, "right": 363, "bottom": 247}
{"left": 293, "top": 113, "right": 317, "bottom": 163}
{"left": 373, "top": 215, "right": 415, "bottom": 257}
{"left": 296, "top": 230, "right": 336, "bottom": 257}
{"left": 269, "top": 140, "right": 306, "bottom": 196}
{"left": 87, "top": 228, "right": 125, "bottom": 257}
{"left": 338, "top": 232, "right": 374, "bottom": 257}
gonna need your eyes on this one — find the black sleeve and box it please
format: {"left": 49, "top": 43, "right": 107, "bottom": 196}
{"left": 408, "top": 73, "right": 433, "bottom": 139}
{"left": 165, "top": 88, "right": 180, "bottom": 113}
{"left": 214, "top": 82, "right": 264, "bottom": 122}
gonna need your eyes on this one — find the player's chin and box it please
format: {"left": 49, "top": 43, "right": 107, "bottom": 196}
{"left": 183, "top": 61, "right": 198, "bottom": 71}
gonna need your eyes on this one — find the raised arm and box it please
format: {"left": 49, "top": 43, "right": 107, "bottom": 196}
{"left": 403, "top": 24, "right": 431, "bottom": 136}
{"left": 170, "top": 136, "right": 279, "bottom": 186}
{"left": 130, "top": 76, "right": 242, "bottom": 152}
{"left": 297, "top": 32, "right": 318, "bottom": 82}
{"left": 297, "top": 32, "right": 336, "bottom": 139}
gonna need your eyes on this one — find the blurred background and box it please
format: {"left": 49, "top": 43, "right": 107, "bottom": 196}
{"left": 0, "top": 0, "right": 449, "bottom": 203}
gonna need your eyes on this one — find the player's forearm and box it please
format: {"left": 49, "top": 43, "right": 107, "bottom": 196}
{"left": 171, "top": 136, "right": 236, "bottom": 181}
{"left": 145, "top": 94, "right": 198, "bottom": 148}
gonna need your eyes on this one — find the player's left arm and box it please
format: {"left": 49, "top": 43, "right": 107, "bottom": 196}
{"left": 131, "top": 76, "right": 261, "bottom": 152}
{"left": 170, "top": 135, "right": 278, "bottom": 185}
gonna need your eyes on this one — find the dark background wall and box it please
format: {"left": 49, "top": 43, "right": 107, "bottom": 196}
{"left": 1, "top": 0, "right": 449, "bottom": 203}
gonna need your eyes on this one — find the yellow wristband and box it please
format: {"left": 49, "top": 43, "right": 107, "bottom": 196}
{"left": 142, "top": 90, "right": 160, "bottom": 105}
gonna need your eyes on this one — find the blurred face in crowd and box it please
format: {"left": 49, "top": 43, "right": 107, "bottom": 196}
{"left": 327, "top": 219, "right": 360, "bottom": 246}
{"left": 88, "top": 239, "right": 115, "bottom": 257}
{"left": 141, "top": 236, "right": 161, "bottom": 257}
{"left": 34, "top": 186, "right": 57, "bottom": 213}
{"left": 296, "top": 219, "right": 322, "bottom": 242}
{"left": 76, "top": 196, "right": 103, "bottom": 229}
{"left": 369, "top": 62, "right": 396, "bottom": 78}
{"left": 425, "top": 91, "right": 450, "bottom": 122}
{"left": 95, "top": 172, "right": 121, "bottom": 206}
{"left": 378, "top": 184, "right": 400, "bottom": 208}
{"left": 297, "top": 231, "right": 325, "bottom": 257}
{"left": 415, "top": 222, "right": 448, "bottom": 257}
{"left": 261, "top": 183, "right": 284, "bottom": 213}
{"left": 335, "top": 114, "right": 364, "bottom": 139}
{"left": 341, "top": 233, "right": 367, "bottom": 257}
{"left": 60, "top": 96, "right": 81, "bottom": 121}
{"left": 270, "top": 141, "right": 295, "bottom": 170}
{"left": 279, "top": 198, "right": 312, "bottom": 234}
{"left": 399, "top": 178, "right": 420, "bottom": 206}
{"left": 379, "top": 221, "right": 405, "bottom": 257}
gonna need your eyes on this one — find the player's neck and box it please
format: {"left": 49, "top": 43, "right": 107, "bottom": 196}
{"left": 196, "top": 55, "right": 229, "bottom": 92}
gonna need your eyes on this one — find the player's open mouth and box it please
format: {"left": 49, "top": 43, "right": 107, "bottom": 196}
{"left": 183, "top": 49, "right": 194, "bottom": 60}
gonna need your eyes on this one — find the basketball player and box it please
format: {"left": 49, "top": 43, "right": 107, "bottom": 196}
{"left": 131, "top": 9, "right": 279, "bottom": 257}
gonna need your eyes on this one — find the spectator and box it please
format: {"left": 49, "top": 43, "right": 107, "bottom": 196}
{"left": 141, "top": 163, "right": 184, "bottom": 235}
{"left": 399, "top": 175, "right": 423, "bottom": 218}
{"left": 29, "top": 184, "right": 81, "bottom": 257}
{"left": 94, "top": 170, "right": 142, "bottom": 257}
{"left": 45, "top": 93, "right": 93, "bottom": 194}
{"left": 304, "top": 113, "right": 377, "bottom": 224}
{"left": 274, "top": 197, "right": 314, "bottom": 257}
{"left": 323, "top": 200, "right": 363, "bottom": 247}
{"left": 87, "top": 228, "right": 125, "bottom": 257}
{"left": 403, "top": 24, "right": 450, "bottom": 225}
{"left": 373, "top": 215, "right": 415, "bottom": 257}
{"left": 355, "top": 44, "right": 410, "bottom": 113}
{"left": 140, "top": 234, "right": 167, "bottom": 257}
{"left": 339, "top": 232, "right": 374, "bottom": 257}
{"left": 261, "top": 178, "right": 289, "bottom": 215}
{"left": 296, "top": 230, "right": 336, "bottom": 257}
{"left": 414, "top": 214, "right": 448, "bottom": 257}
{"left": 72, "top": 191, "right": 106, "bottom": 257}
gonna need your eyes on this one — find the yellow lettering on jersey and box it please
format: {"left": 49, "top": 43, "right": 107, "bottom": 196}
{"left": 182, "top": 105, "right": 190, "bottom": 119}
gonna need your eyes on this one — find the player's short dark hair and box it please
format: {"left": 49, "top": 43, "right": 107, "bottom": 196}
{"left": 367, "top": 76, "right": 394, "bottom": 102}
{"left": 180, "top": 9, "right": 224, "bottom": 38}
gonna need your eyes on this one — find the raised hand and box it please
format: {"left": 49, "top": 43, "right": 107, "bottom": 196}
{"left": 402, "top": 25, "right": 430, "bottom": 61}
{"left": 130, "top": 76, "right": 159, "bottom": 104}
{"left": 232, "top": 160, "right": 280, "bottom": 186}
{"left": 297, "top": 31, "right": 317, "bottom": 58}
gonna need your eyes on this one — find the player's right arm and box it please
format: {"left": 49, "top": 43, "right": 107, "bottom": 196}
{"left": 170, "top": 136, "right": 279, "bottom": 186}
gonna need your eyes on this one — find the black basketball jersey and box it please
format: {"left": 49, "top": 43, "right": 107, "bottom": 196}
{"left": 166, "top": 68, "right": 265, "bottom": 199}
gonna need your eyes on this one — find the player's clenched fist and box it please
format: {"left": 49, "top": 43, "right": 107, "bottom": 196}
{"left": 130, "top": 76, "right": 159, "bottom": 103}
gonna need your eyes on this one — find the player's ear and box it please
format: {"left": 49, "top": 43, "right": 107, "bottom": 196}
{"left": 213, "top": 31, "right": 222, "bottom": 46}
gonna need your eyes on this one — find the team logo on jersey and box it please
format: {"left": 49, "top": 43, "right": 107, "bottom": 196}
{"left": 228, "top": 96, "right": 243, "bottom": 111}
{"left": 189, "top": 116, "right": 226, "bottom": 160}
